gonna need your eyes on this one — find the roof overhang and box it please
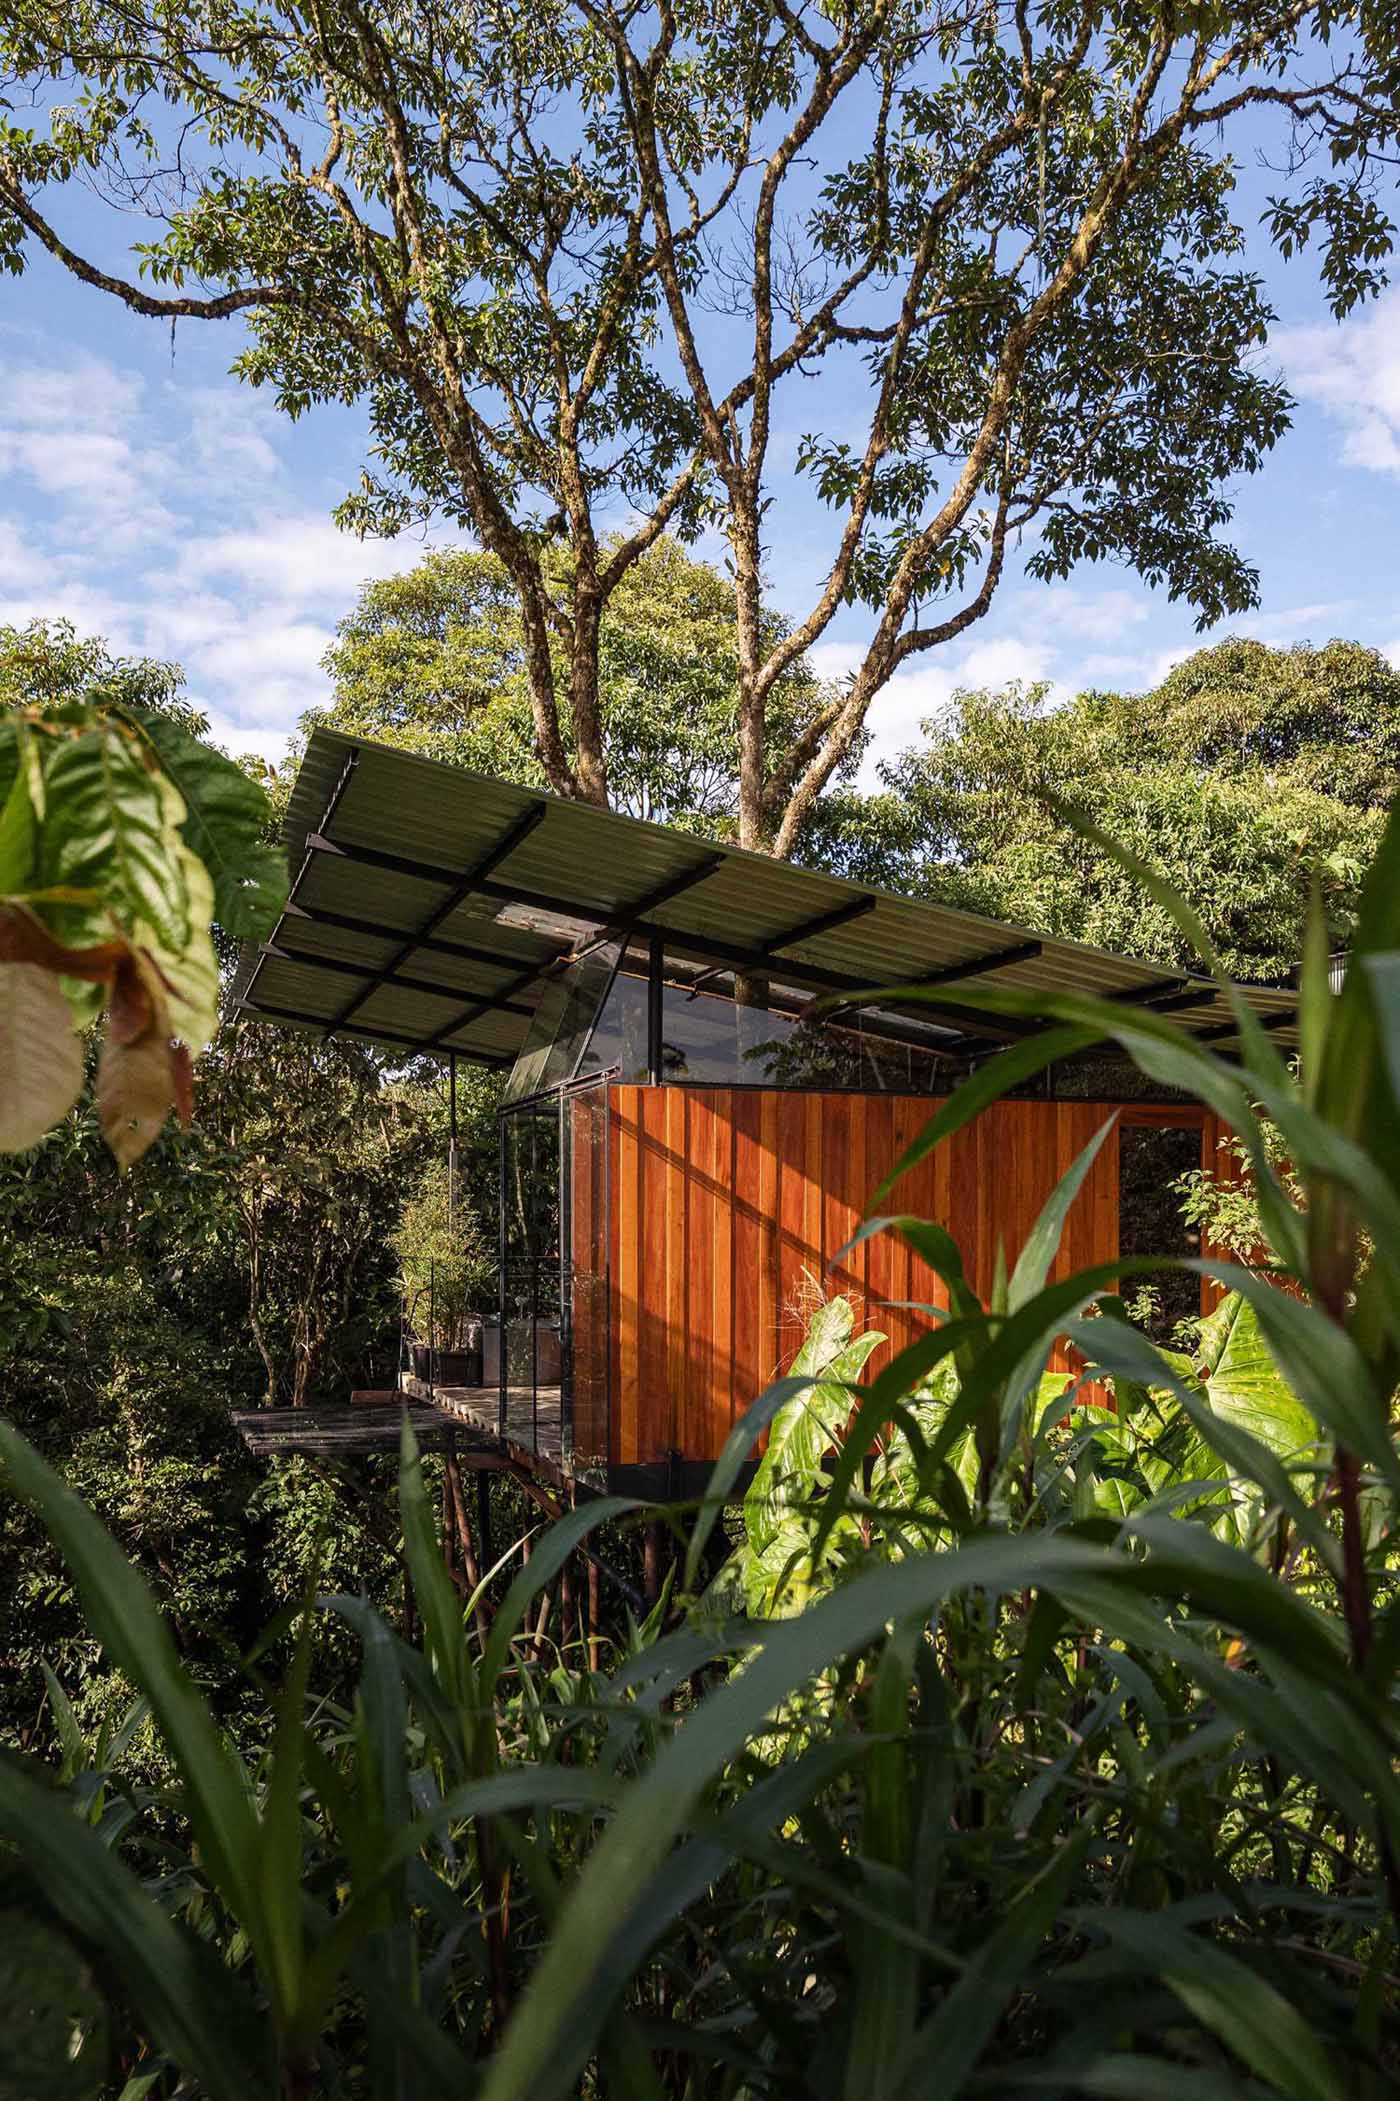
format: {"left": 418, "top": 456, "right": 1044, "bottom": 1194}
{"left": 230, "top": 730, "right": 1298, "bottom": 1069}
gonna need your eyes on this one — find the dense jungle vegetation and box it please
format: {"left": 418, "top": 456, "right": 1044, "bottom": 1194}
{"left": 3, "top": 604, "right": 1400, "bottom": 2097}
{"left": 6, "top": 0, "right": 1400, "bottom": 2084}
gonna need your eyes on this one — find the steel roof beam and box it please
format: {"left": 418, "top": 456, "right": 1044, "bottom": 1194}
{"left": 261, "top": 941, "right": 537, "bottom": 1017}
{"left": 304, "top": 828, "right": 723, "bottom": 933}
{"left": 427, "top": 960, "right": 558, "bottom": 1051}
{"left": 237, "top": 998, "right": 514, "bottom": 1066}
{"left": 607, "top": 852, "right": 726, "bottom": 924}
{"left": 1130, "top": 987, "right": 1220, "bottom": 1017}
{"left": 320, "top": 802, "right": 548, "bottom": 1036}
{"left": 899, "top": 938, "right": 1042, "bottom": 994}
{"left": 1191, "top": 1007, "right": 1297, "bottom": 1045}
{"left": 283, "top": 899, "right": 557, "bottom": 977}
{"left": 685, "top": 893, "right": 877, "bottom": 995}
{"left": 302, "top": 831, "right": 727, "bottom": 1050}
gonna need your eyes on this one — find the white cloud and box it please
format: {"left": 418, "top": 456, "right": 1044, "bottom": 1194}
{"left": 0, "top": 346, "right": 178, "bottom": 539}
{"left": 1047, "top": 587, "right": 1151, "bottom": 642}
{"left": 1274, "top": 292, "right": 1400, "bottom": 477}
{"left": 186, "top": 621, "right": 333, "bottom": 727}
{"left": 0, "top": 520, "right": 48, "bottom": 591}
{"left": 182, "top": 513, "right": 457, "bottom": 603}
{"left": 181, "top": 385, "right": 284, "bottom": 486}
{"left": 0, "top": 329, "right": 445, "bottom": 746}
{"left": 201, "top": 709, "right": 299, "bottom": 769}
{"left": 1236, "top": 600, "right": 1357, "bottom": 644}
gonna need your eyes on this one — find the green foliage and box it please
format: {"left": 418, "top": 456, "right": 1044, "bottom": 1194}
{"left": 861, "top": 639, "right": 1397, "bottom": 975}
{"left": 320, "top": 537, "right": 856, "bottom": 834}
{"left": 390, "top": 1154, "right": 494, "bottom": 1349}
{"left": 0, "top": 619, "right": 286, "bottom": 1163}
{"left": 6, "top": 794, "right": 1400, "bottom": 2096}
{"left": 727, "top": 1295, "right": 886, "bottom": 1616}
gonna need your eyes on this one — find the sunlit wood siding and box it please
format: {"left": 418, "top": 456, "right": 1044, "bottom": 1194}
{"left": 589, "top": 1086, "right": 1217, "bottom": 1472}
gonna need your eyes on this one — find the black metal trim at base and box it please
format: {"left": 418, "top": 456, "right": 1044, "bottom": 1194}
{"left": 605, "top": 1457, "right": 759, "bottom": 1503}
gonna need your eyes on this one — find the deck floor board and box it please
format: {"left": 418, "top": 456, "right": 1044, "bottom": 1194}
{"left": 231, "top": 1401, "right": 460, "bottom": 1457}
{"left": 234, "top": 1385, "right": 570, "bottom": 1487}
{"left": 399, "top": 1377, "right": 565, "bottom": 1474}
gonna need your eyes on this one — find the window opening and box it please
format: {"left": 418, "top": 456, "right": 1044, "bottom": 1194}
{"left": 502, "top": 939, "right": 622, "bottom": 1105}
{"left": 1118, "top": 1122, "right": 1204, "bottom": 1345}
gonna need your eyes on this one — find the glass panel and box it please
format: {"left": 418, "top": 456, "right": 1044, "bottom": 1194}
{"left": 500, "top": 1103, "right": 564, "bottom": 1462}
{"left": 502, "top": 941, "right": 622, "bottom": 1105}
{"left": 577, "top": 966, "right": 650, "bottom": 1082}
{"left": 566, "top": 1086, "right": 610, "bottom": 1488}
{"left": 580, "top": 963, "right": 951, "bottom": 1092}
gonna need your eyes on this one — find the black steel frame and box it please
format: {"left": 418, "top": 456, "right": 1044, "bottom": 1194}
{"left": 495, "top": 1073, "right": 612, "bottom": 1475}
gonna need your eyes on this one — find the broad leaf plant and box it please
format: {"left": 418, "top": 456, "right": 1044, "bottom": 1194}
{"left": 0, "top": 685, "right": 286, "bottom": 1164}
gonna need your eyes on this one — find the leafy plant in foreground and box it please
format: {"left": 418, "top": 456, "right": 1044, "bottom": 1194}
{"left": 1, "top": 658, "right": 286, "bottom": 1163}
{"left": 4, "top": 804, "right": 1400, "bottom": 2096}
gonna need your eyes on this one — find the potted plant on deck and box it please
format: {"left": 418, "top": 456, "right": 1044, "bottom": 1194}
{"left": 390, "top": 1159, "right": 493, "bottom": 1388}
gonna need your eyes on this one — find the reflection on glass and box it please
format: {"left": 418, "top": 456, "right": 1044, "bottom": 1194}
{"left": 502, "top": 941, "right": 622, "bottom": 1105}
{"left": 502, "top": 1105, "right": 560, "bottom": 1266}
{"left": 577, "top": 966, "right": 948, "bottom": 1093}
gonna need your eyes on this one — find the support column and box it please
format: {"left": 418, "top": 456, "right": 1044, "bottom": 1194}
{"left": 445, "top": 1437, "right": 490, "bottom": 1645}
{"left": 647, "top": 931, "right": 664, "bottom": 1085}
{"left": 477, "top": 1466, "right": 493, "bottom": 1576}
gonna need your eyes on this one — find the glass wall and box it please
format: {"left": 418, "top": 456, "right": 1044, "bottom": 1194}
{"left": 499, "top": 1101, "right": 564, "bottom": 1460}
{"left": 501, "top": 941, "right": 622, "bottom": 1106}
{"left": 575, "top": 962, "right": 951, "bottom": 1093}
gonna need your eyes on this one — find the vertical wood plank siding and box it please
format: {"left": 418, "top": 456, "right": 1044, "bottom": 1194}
{"left": 596, "top": 1086, "right": 1215, "bottom": 1470}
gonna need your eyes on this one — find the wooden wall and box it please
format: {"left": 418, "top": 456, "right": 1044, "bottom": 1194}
{"left": 585, "top": 1085, "right": 1214, "bottom": 1472}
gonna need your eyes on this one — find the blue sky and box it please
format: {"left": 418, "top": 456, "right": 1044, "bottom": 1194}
{"left": 3, "top": 151, "right": 1398, "bottom": 789}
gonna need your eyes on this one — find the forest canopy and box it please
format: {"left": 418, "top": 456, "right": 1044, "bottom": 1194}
{"left": 3, "top": 2, "right": 1398, "bottom": 847}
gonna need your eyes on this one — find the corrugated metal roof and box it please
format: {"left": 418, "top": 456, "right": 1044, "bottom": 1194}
{"left": 230, "top": 729, "right": 1299, "bottom": 1065}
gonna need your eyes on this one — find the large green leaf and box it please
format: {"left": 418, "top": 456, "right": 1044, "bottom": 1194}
{"left": 130, "top": 708, "right": 287, "bottom": 939}
{"left": 744, "top": 1297, "right": 885, "bottom": 1558}
{"left": 0, "top": 751, "right": 35, "bottom": 894}
{"left": 38, "top": 722, "right": 190, "bottom": 950}
{"left": 136, "top": 835, "right": 220, "bottom": 1055}
{"left": 1196, "top": 1291, "right": 1318, "bottom": 1461}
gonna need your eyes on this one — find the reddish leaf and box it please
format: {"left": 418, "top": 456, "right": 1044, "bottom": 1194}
{"left": 108, "top": 953, "right": 155, "bottom": 1047}
{"left": 0, "top": 902, "right": 127, "bottom": 982}
{"left": 97, "top": 1025, "right": 176, "bottom": 1168}
{"left": 0, "top": 962, "right": 85, "bottom": 1151}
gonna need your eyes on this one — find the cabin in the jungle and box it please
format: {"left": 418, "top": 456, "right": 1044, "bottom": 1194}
{"left": 231, "top": 730, "right": 1298, "bottom": 1496}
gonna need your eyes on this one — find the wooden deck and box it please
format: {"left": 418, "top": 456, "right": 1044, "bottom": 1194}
{"left": 399, "top": 1376, "right": 566, "bottom": 1474}
{"left": 233, "top": 1383, "right": 576, "bottom": 1491}
{"left": 231, "top": 1400, "right": 464, "bottom": 1457}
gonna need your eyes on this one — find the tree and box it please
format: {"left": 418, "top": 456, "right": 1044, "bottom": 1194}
{"left": 319, "top": 536, "right": 856, "bottom": 832}
{"left": 4, "top": 3, "right": 1396, "bottom": 852}
{"left": 868, "top": 637, "right": 1397, "bottom": 979}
